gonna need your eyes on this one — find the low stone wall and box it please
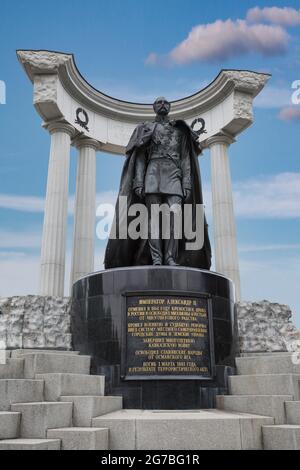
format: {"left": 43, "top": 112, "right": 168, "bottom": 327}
{"left": 0, "top": 296, "right": 72, "bottom": 350}
{"left": 236, "top": 300, "right": 300, "bottom": 353}
{"left": 1, "top": 296, "right": 299, "bottom": 354}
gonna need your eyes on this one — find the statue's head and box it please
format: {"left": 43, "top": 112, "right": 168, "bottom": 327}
{"left": 153, "top": 96, "right": 171, "bottom": 117}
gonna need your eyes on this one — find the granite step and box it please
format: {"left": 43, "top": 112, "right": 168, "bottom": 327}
{"left": 0, "top": 438, "right": 61, "bottom": 450}
{"left": 11, "top": 401, "right": 73, "bottom": 438}
{"left": 24, "top": 352, "right": 91, "bottom": 378}
{"left": 11, "top": 349, "right": 80, "bottom": 358}
{"left": 0, "top": 358, "right": 24, "bottom": 379}
{"left": 0, "top": 411, "right": 21, "bottom": 439}
{"left": 216, "top": 394, "right": 292, "bottom": 425}
{"left": 236, "top": 354, "right": 300, "bottom": 376}
{"left": 60, "top": 395, "right": 123, "bottom": 426}
{"left": 285, "top": 401, "right": 300, "bottom": 424}
{"left": 36, "top": 373, "right": 105, "bottom": 401}
{"left": 229, "top": 374, "right": 300, "bottom": 398}
{"left": 0, "top": 379, "right": 44, "bottom": 411}
{"left": 92, "top": 409, "right": 274, "bottom": 450}
{"left": 47, "top": 427, "right": 109, "bottom": 450}
{"left": 263, "top": 425, "right": 300, "bottom": 450}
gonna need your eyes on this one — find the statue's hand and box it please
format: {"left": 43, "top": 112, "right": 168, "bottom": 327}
{"left": 183, "top": 188, "right": 191, "bottom": 201}
{"left": 135, "top": 187, "right": 144, "bottom": 199}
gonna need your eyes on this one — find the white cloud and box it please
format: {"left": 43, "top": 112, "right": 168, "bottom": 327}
{"left": 239, "top": 243, "right": 300, "bottom": 253}
{"left": 0, "top": 230, "right": 41, "bottom": 249}
{"left": 247, "top": 6, "right": 300, "bottom": 27}
{"left": 147, "top": 19, "right": 289, "bottom": 65}
{"left": 1, "top": 173, "right": 300, "bottom": 221}
{"left": 0, "top": 191, "right": 118, "bottom": 216}
{"left": 0, "top": 252, "right": 40, "bottom": 297}
{"left": 146, "top": 6, "right": 300, "bottom": 66}
{"left": 233, "top": 172, "right": 300, "bottom": 218}
{"left": 0, "top": 245, "right": 106, "bottom": 297}
{"left": 145, "top": 53, "right": 158, "bottom": 66}
{"left": 254, "top": 85, "right": 292, "bottom": 108}
{"left": 0, "top": 194, "right": 45, "bottom": 213}
{"left": 278, "top": 106, "right": 300, "bottom": 121}
{"left": 203, "top": 172, "right": 300, "bottom": 220}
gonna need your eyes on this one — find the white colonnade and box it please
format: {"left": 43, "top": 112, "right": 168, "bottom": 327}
{"left": 39, "top": 121, "right": 74, "bottom": 297}
{"left": 40, "top": 123, "right": 99, "bottom": 296}
{"left": 70, "top": 137, "right": 98, "bottom": 287}
{"left": 17, "top": 50, "right": 270, "bottom": 300}
{"left": 208, "top": 133, "right": 241, "bottom": 300}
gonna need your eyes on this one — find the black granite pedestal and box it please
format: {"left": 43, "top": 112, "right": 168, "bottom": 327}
{"left": 71, "top": 267, "right": 236, "bottom": 409}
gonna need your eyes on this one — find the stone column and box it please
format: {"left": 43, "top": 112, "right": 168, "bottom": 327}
{"left": 39, "top": 121, "right": 75, "bottom": 297}
{"left": 207, "top": 133, "right": 241, "bottom": 300}
{"left": 70, "top": 137, "right": 98, "bottom": 287}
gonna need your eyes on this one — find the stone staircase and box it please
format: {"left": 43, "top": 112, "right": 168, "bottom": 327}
{"left": 217, "top": 352, "right": 300, "bottom": 450}
{"left": 0, "top": 350, "right": 122, "bottom": 450}
{"left": 1, "top": 350, "right": 300, "bottom": 449}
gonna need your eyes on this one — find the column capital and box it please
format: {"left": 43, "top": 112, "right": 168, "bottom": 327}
{"left": 207, "top": 132, "right": 236, "bottom": 148}
{"left": 73, "top": 136, "right": 100, "bottom": 151}
{"left": 43, "top": 120, "right": 75, "bottom": 137}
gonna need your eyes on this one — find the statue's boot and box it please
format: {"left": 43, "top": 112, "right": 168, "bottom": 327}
{"left": 165, "top": 257, "right": 178, "bottom": 266}
{"left": 153, "top": 259, "right": 162, "bottom": 266}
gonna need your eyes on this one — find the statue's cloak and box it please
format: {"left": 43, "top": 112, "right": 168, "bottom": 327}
{"left": 104, "top": 120, "right": 212, "bottom": 269}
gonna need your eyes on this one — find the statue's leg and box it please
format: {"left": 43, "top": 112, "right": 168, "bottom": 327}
{"left": 164, "top": 195, "right": 182, "bottom": 266}
{"left": 146, "top": 194, "right": 163, "bottom": 266}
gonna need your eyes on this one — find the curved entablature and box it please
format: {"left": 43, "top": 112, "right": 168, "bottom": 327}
{"left": 17, "top": 49, "right": 270, "bottom": 153}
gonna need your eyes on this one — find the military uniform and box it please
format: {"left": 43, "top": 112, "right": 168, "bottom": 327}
{"left": 133, "top": 118, "right": 192, "bottom": 265}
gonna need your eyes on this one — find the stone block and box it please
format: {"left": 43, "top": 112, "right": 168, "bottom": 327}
{"left": 236, "top": 353, "right": 300, "bottom": 375}
{"left": 22, "top": 333, "right": 46, "bottom": 349}
{"left": 0, "top": 358, "right": 24, "bottom": 379}
{"left": 36, "top": 373, "right": 105, "bottom": 401}
{"left": 11, "top": 401, "right": 73, "bottom": 438}
{"left": 0, "top": 411, "right": 20, "bottom": 439}
{"left": 92, "top": 410, "right": 137, "bottom": 450}
{"left": 23, "top": 296, "right": 45, "bottom": 334}
{"left": 24, "top": 352, "right": 91, "bottom": 378}
{"left": 93, "top": 409, "right": 272, "bottom": 450}
{"left": 6, "top": 334, "right": 22, "bottom": 349}
{"left": 0, "top": 297, "right": 11, "bottom": 316}
{"left": 60, "top": 395, "right": 122, "bottom": 426}
{"left": 229, "top": 374, "right": 300, "bottom": 399}
{"left": 47, "top": 427, "right": 108, "bottom": 450}
{"left": 236, "top": 301, "right": 300, "bottom": 353}
{"left": 11, "top": 349, "right": 79, "bottom": 358}
{"left": 0, "top": 379, "right": 44, "bottom": 411}
{"left": 44, "top": 332, "right": 72, "bottom": 350}
{"left": 285, "top": 401, "right": 300, "bottom": 425}
{"left": 217, "top": 394, "right": 292, "bottom": 424}
{"left": 263, "top": 425, "right": 300, "bottom": 450}
{"left": 43, "top": 296, "right": 71, "bottom": 317}
{"left": 0, "top": 438, "right": 61, "bottom": 450}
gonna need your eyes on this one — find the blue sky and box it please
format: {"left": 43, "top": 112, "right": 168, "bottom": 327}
{"left": 0, "top": 1, "right": 300, "bottom": 327}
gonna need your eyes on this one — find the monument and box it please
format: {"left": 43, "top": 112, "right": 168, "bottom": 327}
{"left": 104, "top": 96, "right": 211, "bottom": 269}
{"left": 16, "top": 50, "right": 270, "bottom": 408}
{"left": 0, "top": 49, "right": 299, "bottom": 450}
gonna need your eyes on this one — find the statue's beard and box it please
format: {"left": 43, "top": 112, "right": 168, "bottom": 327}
{"left": 156, "top": 109, "right": 170, "bottom": 120}
{"left": 158, "top": 108, "right": 168, "bottom": 115}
